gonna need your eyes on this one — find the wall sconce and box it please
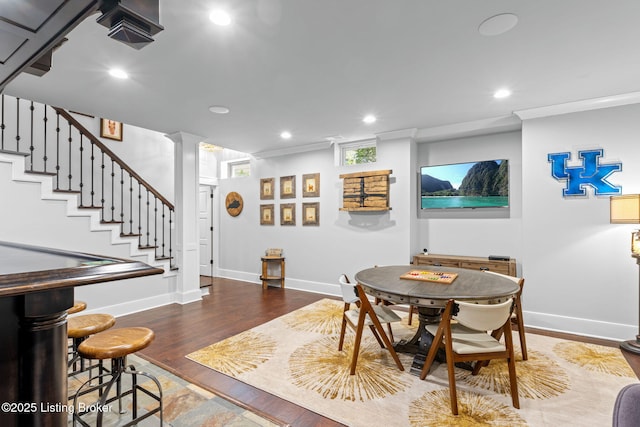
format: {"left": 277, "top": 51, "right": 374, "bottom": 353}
{"left": 610, "top": 194, "right": 640, "bottom": 354}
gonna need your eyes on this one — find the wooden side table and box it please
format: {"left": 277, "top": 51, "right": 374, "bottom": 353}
{"left": 260, "top": 256, "right": 285, "bottom": 289}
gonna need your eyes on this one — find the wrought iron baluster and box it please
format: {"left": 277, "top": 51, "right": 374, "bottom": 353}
{"left": 169, "top": 209, "right": 174, "bottom": 268}
{"left": 138, "top": 182, "right": 142, "bottom": 247}
{"left": 15, "top": 97, "right": 20, "bottom": 151}
{"left": 90, "top": 141, "right": 95, "bottom": 207}
{"left": 161, "top": 204, "right": 166, "bottom": 258}
{"left": 154, "top": 197, "right": 158, "bottom": 257}
{"left": 79, "top": 134, "right": 84, "bottom": 206}
{"left": 146, "top": 189, "right": 150, "bottom": 247}
{"left": 55, "top": 112, "right": 60, "bottom": 191}
{"left": 129, "top": 175, "right": 134, "bottom": 235}
{"left": 43, "top": 106, "right": 48, "bottom": 172}
{"left": 1, "top": 94, "right": 4, "bottom": 150}
{"left": 120, "top": 168, "right": 124, "bottom": 228}
{"left": 110, "top": 159, "right": 115, "bottom": 222}
{"left": 101, "top": 152, "right": 106, "bottom": 221}
{"left": 29, "top": 101, "right": 34, "bottom": 170}
{"left": 67, "top": 122, "right": 72, "bottom": 190}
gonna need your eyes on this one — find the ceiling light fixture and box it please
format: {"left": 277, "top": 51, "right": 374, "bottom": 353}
{"left": 494, "top": 88, "right": 512, "bottom": 99}
{"left": 478, "top": 13, "right": 519, "bottom": 36}
{"left": 280, "top": 131, "right": 292, "bottom": 139}
{"left": 209, "top": 9, "right": 232, "bottom": 26}
{"left": 363, "top": 114, "right": 377, "bottom": 124}
{"left": 108, "top": 68, "right": 128, "bottom": 79}
{"left": 209, "top": 105, "right": 230, "bottom": 114}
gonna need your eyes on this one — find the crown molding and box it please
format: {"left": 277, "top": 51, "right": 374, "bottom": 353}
{"left": 252, "top": 140, "right": 331, "bottom": 159}
{"left": 514, "top": 92, "right": 640, "bottom": 120}
{"left": 414, "top": 115, "right": 521, "bottom": 143}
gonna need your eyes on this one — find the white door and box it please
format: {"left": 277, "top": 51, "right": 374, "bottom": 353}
{"left": 198, "top": 185, "right": 214, "bottom": 276}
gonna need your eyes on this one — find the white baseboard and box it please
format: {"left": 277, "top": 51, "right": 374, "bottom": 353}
{"left": 524, "top": 310, "right": 635, "bottom": 342}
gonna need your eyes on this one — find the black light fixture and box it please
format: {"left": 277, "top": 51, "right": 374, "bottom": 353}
{"left": 97, "top": 0, "right": 164, "bottom": 50}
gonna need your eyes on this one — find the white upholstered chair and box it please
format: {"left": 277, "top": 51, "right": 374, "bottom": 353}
{"left": 338, "top": 274, "right": 404, "bottom": 375}
{"left": 419, "top": 298, "right": 519, "bottom": 415}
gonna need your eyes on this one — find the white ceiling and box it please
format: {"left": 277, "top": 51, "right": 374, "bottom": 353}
{"left": 5, "top": 1, "right": 640, "bottom": 155}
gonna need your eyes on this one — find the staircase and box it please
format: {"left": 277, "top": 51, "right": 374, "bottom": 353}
{"left": 0, "top": 94, "right": 176, "bottom": 275}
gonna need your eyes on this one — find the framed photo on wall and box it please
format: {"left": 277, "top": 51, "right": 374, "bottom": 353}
{"left": 260, "top": 204, "right": 275, "bottom": 225}
{"left": 280, "top": 203, "right": 296, "bottom": 226}
{"left": 302, "top": 173, "right": 320, "bottom": 197}
{"left": 302, "top": 202, "right": 319, "bottom": 226}
{"left": 100, "top": 118, "right": 123, "bottom": 141}
{"left": 260, "top": 178, "right": 275, "bottom": 200}
{"left": 280, "top": 175, "right": 296, "bottom": 199}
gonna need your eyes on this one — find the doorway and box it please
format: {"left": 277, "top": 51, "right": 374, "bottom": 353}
{"left": 198, "top": 185, "right": 214, "bottom": 279}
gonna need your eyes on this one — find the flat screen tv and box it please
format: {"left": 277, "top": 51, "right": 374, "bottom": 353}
{"left": 420, "top": 159, "right": 509, "bottom": 209}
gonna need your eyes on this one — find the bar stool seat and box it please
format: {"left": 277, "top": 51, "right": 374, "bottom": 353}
{"left": 78, "top": 327, "right": 154, "bottom": 359}
{"left": 68, "top": 300, "right": 87, "bottom": 314}
{"left": 73, "top": 327, "right": 162, "bottom": 426}
{"left": 68, "top": 314, "right": 116, "bottom": 376}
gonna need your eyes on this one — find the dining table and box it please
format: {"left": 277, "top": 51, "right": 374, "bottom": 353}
{"left": 354, "top": 264, "right": 521, "bottom": 374}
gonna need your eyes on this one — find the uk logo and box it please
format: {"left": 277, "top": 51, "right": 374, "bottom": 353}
{"left": 548, "top": 149, "right": 621, "bottom": 196}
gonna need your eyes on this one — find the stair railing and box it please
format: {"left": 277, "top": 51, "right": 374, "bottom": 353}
{"left": 0, "top": 94, "right": 175, "bottom": 269}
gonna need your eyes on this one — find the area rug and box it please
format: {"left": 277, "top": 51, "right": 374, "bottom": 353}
{"left": 186, "top": 299, "right": 637, "bottom": 427}
{"left": 68, "top": 354, "right": 282, "bottom": 427}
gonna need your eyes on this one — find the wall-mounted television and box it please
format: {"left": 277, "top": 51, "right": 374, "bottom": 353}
{"left": 420, "top": 159, "right": 509, "bottom": 209}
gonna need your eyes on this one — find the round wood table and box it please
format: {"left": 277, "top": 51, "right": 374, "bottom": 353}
{"left": 354, "top": 265, "right": 520, "bottom": 374}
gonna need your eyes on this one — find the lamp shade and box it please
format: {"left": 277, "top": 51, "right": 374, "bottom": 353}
{"left": 610, "top": 194, "right": 640, "bottom": 224}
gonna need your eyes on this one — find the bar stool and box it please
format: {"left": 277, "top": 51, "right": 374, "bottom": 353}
{"left": 68, "top": 300, "right": 87, "bottom": 315}
{"left": 68, "top": 314, "right": 116, "bottom": 376}
{"left": 72, "top": 327, "right": 163, "bottom": 426}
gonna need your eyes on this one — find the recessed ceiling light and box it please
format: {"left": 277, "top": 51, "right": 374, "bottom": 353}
{"left": 209, "top": 105, "right": 230, "bottom": 114}
{"left": 209, "top": 9, "right": 231, "bottom": 26}
{"left": 280, "top": 131, "right": 292, "bottom": 139}
{"left": 478, "top": 13, "right": 519, "bottom": 36}
{"left": 493, "top": 88, "right": 512, "bottom": 99}
{"left": 108, "top": 68, "right": 128, "bottom": 79}
{"left": 363, "top": 115, "right": 377, "bottom": 124}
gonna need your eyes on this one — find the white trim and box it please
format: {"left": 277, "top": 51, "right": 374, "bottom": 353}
{"left": 524, "top": 309, "right": 635, "bottom": 342}
{"left": 252, "top": 141, "right": 331, "bottom": 159}
{"left": 514, "top": 91, "right": 640, "bottom": 120}
{"left": 414, "top": 115, "right": 521, "bottom": 143}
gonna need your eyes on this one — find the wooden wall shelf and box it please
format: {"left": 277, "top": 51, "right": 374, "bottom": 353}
{"left": 339, "top": 169, "right": 392, "bottom": 212}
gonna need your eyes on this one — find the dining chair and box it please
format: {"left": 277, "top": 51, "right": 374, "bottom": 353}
{"left": 419, "top": 298, "right": 519, "bottom": 415}
{"left": 338, "top": 274, "right": 405, "bottom": 375}
{"left": 483, "top": 270, "right": 527, "bottom": 360}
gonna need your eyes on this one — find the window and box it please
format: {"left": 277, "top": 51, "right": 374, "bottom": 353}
{"left": 228, "top": 159, "right": 250, "bottom": 177}
{"left": 338, "top": 139, "right": 377, "bottom": 166}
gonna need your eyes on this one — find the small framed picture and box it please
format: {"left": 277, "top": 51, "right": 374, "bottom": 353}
{"left": 302, "top": 202, "right": 319, "bottom": 226}
{"left": 260, "top": 178, "right": 275, "bottom": 200}
{"left": 260, "top": 204, "right": 275, "bottom": 225}
{"left": 280, "top": 203, "right": 296, "bottom": 226}
{"left": 100, "top": 118, "right": 123, "bottom": 141}
{"left": 280, "top": 175, "right": 296, "bottom": 199}
{"left": 302, "top": 173, "right": 320, "bottom": 197}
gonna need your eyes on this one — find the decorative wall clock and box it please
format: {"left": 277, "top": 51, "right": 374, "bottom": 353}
{"left": 225, "top": 191, "right": 244, "bottom": 217}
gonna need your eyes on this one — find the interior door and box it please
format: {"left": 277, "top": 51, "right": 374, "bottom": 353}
{"left": 198, "top": 185, "right": 214, "bottom": 277}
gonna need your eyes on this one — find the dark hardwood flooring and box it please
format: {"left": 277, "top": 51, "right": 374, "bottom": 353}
{"left": 115, "top": 276, "right": 640, "bottom": 427}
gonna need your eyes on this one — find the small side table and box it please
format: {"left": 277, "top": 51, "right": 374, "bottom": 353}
{"left": 260, "top": 256, "right": 285, "bottom": 289}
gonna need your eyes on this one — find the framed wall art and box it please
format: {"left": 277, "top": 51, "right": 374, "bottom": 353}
{"left": 260, "top": 178, "right": 275, "bottom": 200}
{"left": 280, "top": 203, "right": 296, "bottom": 226}
{"left": 302, "top": 173, "right": 320, "bottom": 197}
{"left": 302, "top": 202, "right": 319, "bottom": 226}
{"left": 100, "top": 118, "right": 123, "bottom": 141}
{"left": 280, "top": 175, "right": 296, "bottom": 199}
{"left": 260, "top": 204, "right": 275, "bottom": 225}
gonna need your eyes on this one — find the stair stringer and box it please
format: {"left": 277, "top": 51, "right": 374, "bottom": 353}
{"left": 0, "top": 151, "right": 176, "bottom": 277}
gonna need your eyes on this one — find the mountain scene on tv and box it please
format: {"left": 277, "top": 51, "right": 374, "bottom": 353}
{"left": 421, "top": 160, "right": 509, "bottom": 209}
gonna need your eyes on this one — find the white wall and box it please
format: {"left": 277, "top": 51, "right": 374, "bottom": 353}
{"left": 215, "top": 136, "right": 416, "bottom": 296}
{"left": 416, "top": 131, "right": 523, "bottom": 270}
{"left": 521, "top": 104, "right": 640, "bottom": 340}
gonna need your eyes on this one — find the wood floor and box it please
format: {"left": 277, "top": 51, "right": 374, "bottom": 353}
{"left": 115, "top": 276, "right": 640, "bottom": 427}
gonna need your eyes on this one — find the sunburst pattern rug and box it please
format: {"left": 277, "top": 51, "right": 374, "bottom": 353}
{"left": 186, "top": 299, "right": 637, "bottom": 427}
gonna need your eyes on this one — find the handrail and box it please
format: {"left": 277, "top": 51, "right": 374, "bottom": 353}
{"left": 53, "top": 107, "right": 174, "bottom": 210}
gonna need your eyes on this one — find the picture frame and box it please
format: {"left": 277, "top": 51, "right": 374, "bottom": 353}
{"left": 302, "top": 202, "right": 319, "bottom": 226}
{"left": 260, "top": 178, "right": 275, "bottom": 200}
{"left": 260, "top": 204, "right": 275, "bottom": 225}
{"left": 100, "top": 118, "right": 123, "bottom": 141}
{"left": 280, "top": 203, "right": 296, "bottom": 226}
{"left": 302, "top": 173, "right": 320, "bottom": 197}
{"left": 280, "top": 175, "right": 296, "bottom": 199}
